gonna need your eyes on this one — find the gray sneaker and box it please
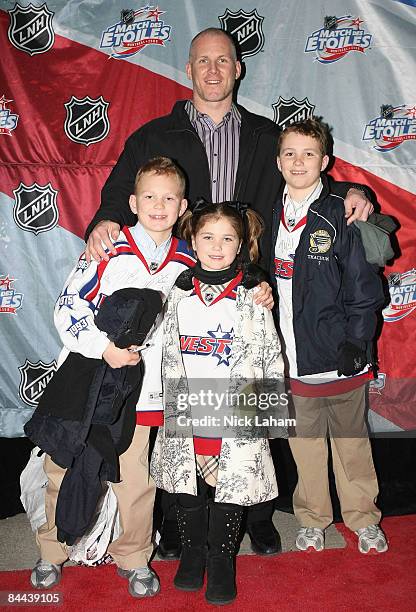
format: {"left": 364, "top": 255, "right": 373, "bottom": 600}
{"left": 295, "top": 527, "right": 325, "bottom": 551}
{"left": 30, "top": 560, "right": 62, "bottom": 589}
{"left": 117, "top": 566, "right": 160, "bottom": 598}
{"left": 355, "top": 524, "right": 388, "bottom": 554}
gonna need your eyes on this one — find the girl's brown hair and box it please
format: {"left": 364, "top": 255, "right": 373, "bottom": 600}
{"left": 178, "top": 202, "right": 264, "bottom": 263}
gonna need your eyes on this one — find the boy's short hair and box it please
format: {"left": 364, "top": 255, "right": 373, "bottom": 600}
{"left": 134, "top": 157, "right": 186, "bottom": 197}
{"left": 277, "top": 117, "right": 332, "bottom": 157}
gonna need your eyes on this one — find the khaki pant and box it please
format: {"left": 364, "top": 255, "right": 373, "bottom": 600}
{"left": 288, "top": 385, "right": 381, "bottom": 531}
{"left": 37, "top": 425, "right": 156, "bottom": 570}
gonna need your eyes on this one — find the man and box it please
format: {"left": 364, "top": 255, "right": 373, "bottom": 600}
{"left": 85, "top": 28, "right": 373, "bottom": 557}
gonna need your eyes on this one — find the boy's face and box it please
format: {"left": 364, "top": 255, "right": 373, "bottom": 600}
{"left": 129, "top": 172, "right": 187, "bottom": 244}
{"left": 277, "top": 132, "right": 329, "bottom": 201}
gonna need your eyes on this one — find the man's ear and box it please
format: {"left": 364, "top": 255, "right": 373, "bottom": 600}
{"left": 321, "top": 155, "right": 330, "bottom": 172}
{"left": 185, "top": 62, "right": 192, "bottom": 81}
{"left": 276, "top": 156, "right": 281, "bottom": 172}
{"left": 235, "top": 60, "right": 242, "bottom": 80}
{"left": 129, "top": 194, "right": 137, "bottom": 214}
{"left": 179, "top": 198, "right": 188, "bottom": 217}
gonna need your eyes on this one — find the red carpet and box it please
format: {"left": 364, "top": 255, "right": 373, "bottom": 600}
{"left": 1, "top": 515, "right": 415, "bottom": 611}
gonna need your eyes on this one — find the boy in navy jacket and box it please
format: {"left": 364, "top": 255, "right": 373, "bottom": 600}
{"left": 272, "top": 118, "right": 388, "bottom": 554}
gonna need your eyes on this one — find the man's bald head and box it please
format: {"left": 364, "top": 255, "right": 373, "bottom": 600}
{"left": 189, "top": 28, "right": 237, "bottom": 61}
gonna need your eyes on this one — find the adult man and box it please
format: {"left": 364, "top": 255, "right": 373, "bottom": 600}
{"left": 86, "top": 28, "right": 373, "bottom": 558}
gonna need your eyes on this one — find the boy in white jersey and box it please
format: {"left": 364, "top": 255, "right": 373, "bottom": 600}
{"left": 30, "top": 157, "right": 191, "bottom": 597}
{"left": 273, "top": 118, "right": 388, "bottom": 554}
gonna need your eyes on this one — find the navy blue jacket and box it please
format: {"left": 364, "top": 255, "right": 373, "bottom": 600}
{"left": 269, "top": 175, "right": 384, "bottom": 376}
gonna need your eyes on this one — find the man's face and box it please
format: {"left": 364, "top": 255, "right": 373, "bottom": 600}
{"left": 186, "top": 32, "right": 241, "bottom": 107}
{"left": 277, "top": 132, "right": 329, "bottom": 200}
{"left": 129, "top": 172, "right": 187, "bottom": 245}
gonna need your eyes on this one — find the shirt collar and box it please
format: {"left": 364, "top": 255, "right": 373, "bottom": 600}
{"left": 129, "top": 221, "right": 172, "bottom": 261}
{"left": 185, "top": 99, "right": 241, "bottom": 127}
{"left": 283, "top": 178, "right": 323, "bottom": 209}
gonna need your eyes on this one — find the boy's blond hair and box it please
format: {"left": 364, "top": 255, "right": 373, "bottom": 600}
{"left": 134, "top": 157, "right": 186, "bottom": 197}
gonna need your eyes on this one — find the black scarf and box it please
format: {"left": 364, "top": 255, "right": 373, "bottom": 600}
{"left": 192, "top": 259, "right": 240, "bottom": 285}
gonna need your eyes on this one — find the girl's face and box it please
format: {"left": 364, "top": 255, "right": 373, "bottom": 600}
{"left": 192, "top": 216, "right": 241, "bottom": 271}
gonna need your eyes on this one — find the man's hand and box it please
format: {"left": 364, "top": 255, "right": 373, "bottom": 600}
{"left": 254, "top": 281, "right": 274, "bottom": 310}
{"left": 85, "top": 220, "right": 121, "bottom": 263}
{"left": 103, "top": 342, "right": 142, "bottom": 369}
{"left": 344, "top": 188, "right": 374, "bottom": 225}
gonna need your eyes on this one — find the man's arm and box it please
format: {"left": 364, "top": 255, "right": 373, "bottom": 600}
{"left": 329, "top": 178, "right": 374, "bottom": 224}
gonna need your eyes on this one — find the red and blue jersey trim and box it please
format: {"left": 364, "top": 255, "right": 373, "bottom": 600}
{"left": 193, "top": 271, "right": 243, "bottom": 306}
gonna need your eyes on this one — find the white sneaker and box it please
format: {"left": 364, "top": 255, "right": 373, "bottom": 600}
{"left": 355, "top": 524, "right": 388, "bottom": 554}
{"left": 30, "top": 560, "right": 62, "bottom": 589}
{"left": 117, "top": 566, "right": 160, "bottom": 598}
{"left": 295, "top": 527, "right": 324, "bottom": 551}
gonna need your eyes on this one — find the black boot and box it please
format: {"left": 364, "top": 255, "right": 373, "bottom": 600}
{"left": 205, "top": 502, "right": 243, "bottom": 605}
{"left": 174, "top": 503, "right": 208, "bottom": 591}
{"left": 158, "top": 519, "right": 182, "bottom": 559}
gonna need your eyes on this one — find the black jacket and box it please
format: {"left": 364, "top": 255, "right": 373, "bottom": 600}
{"left": 269, "top": 175, "right": 384, "bottom": 376}
{"left": 86, "top": 100, "right": 369, "bottom": 267}
{"left": 24, "top": 288, "right": 163, "bottom": 545}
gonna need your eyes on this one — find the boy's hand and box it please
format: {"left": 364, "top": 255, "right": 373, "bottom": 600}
{"left": 254, "top": 281, "right": 274, "bottom": 310}
{"left": 103, "top": 342, "right": 141, "bottom": 368}
{"left": 344, "top": 188, "right": 374, "bottom": 225}
{"left": 85, "top": 221, "right": 121, "bottom": 263}
{"left": 337, "top": 341, "right": 366, "bottom": 377}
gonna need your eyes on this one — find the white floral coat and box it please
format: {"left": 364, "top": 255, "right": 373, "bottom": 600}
{"left": 150, "top": 283, "right": 285, "bottom": 506}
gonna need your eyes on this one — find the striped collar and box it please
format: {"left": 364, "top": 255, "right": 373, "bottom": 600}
{"left": 185, "top": 99, "right": 241, "bottom": 128}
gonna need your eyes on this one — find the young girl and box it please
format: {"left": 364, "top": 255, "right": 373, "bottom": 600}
{"left": 151, "top": 201, "right": 284, "bottom": 605}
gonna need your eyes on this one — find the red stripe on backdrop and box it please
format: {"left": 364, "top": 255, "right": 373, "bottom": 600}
{"left": 0, "top": 12, "right": 191, "bottom": 238}
{"left": 332, "top": 158, "right": 416, "bottom": 429}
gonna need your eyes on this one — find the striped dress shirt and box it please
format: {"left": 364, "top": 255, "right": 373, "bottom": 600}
{"left": 185, "top": 100, "right": 241, "bottom": 203}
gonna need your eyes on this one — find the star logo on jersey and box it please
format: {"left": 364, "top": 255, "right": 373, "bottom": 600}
{"left": 180, "top": 325, "right": 234, "bottom": 366}
{"left": 76, "top": 257, "right": 90, "bottom": 273}
{"left": 67, "top": 315, "right": 90, "bottom": 338}
{"left": 57, "top": 287, "right": 76, "bottom": 311}
{"left": 207, "top": 324, "right": 234, "bottom": 366}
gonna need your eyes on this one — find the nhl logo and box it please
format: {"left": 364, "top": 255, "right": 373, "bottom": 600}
{"left": 18, "top": 359, "right": 57, "bottom": 407}
{"left": 218, "top": 9, "right": 265, "bottom": 58}
{"left": 64, "top": 96, "right": 110, "bottom": 146}
{"left": 8, "top": 3, "right": 55, "bottom": 56}
{"left": 272, "top": 97, "right": 315, "bottom": 129}
{"left": 13, "top": 182, "right": 59, "bottom": 235}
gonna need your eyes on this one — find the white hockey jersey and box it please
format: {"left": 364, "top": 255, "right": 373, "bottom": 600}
{"left": 54, "top": 227, "right": 195, "bottom": 421}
